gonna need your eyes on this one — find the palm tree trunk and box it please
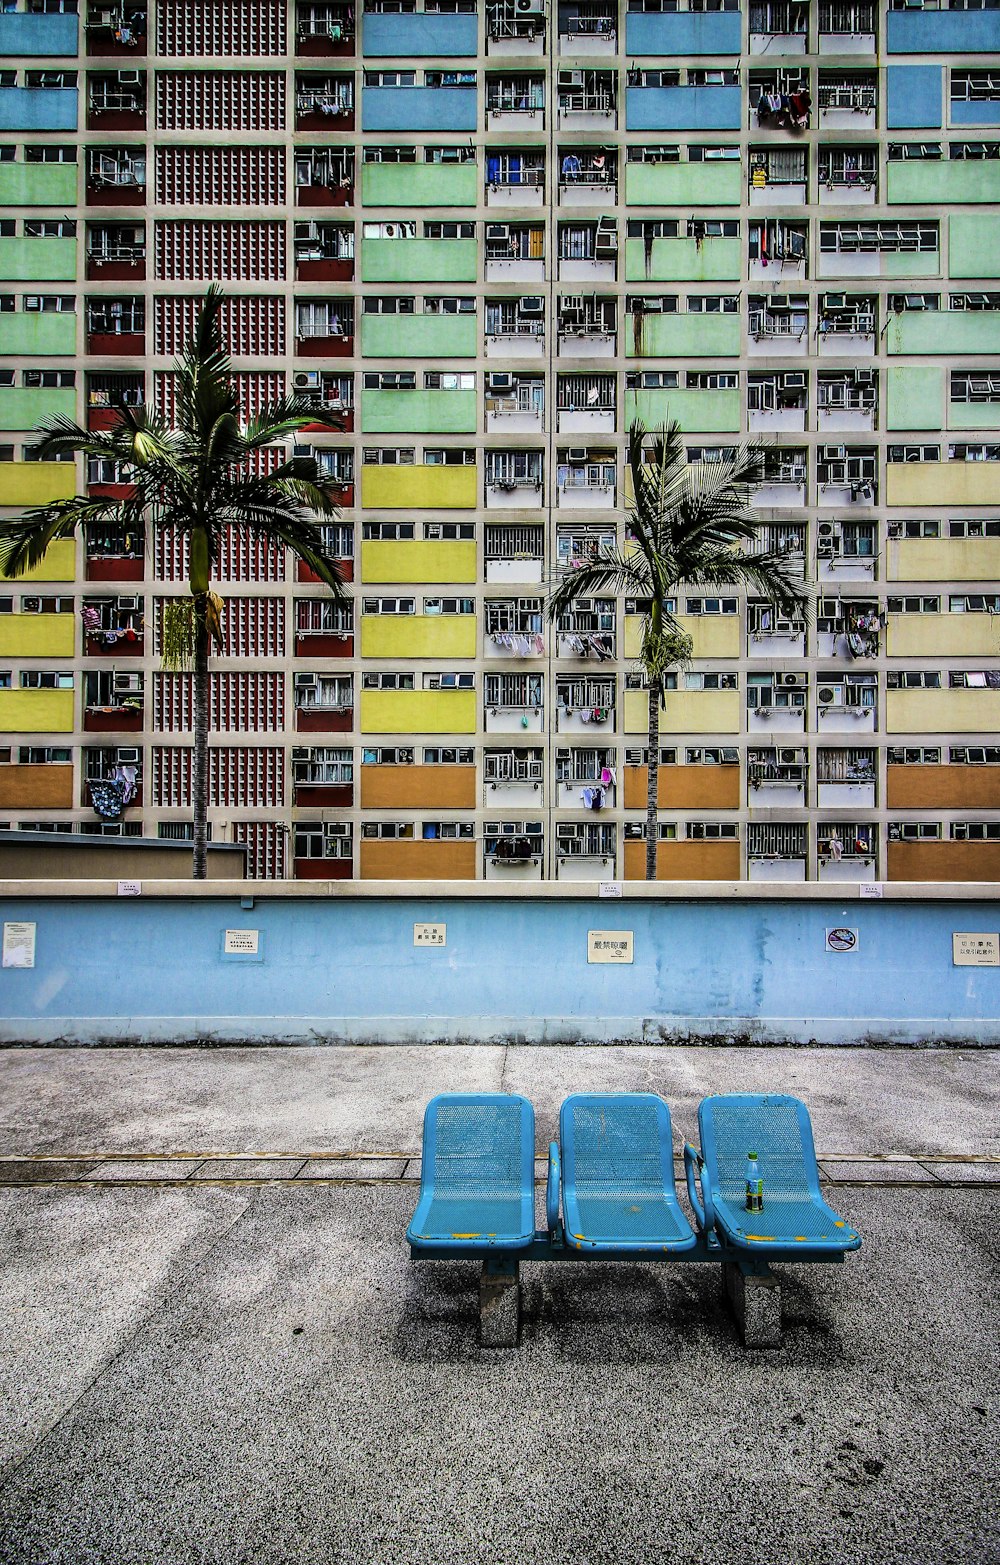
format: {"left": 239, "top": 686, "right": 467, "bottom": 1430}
{"left": 646, "top": 678, "right": 660, "bottom": 882}
{"left": 192, "top": 596, "right": 209, "bottom": 880}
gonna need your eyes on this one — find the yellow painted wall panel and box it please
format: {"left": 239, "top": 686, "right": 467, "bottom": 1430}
{"left": 890, "top": 538, "right": 1000, "bottom": 583}
{"left": 360, "top": 615, "right": 476, "bottom": 660}
{"left": 886, "top": 464, "right": 1000, "bottom": 508}
{"left": 887, "top": 615, "right": 999, "bottom": 658}
{"left": 0, "top": 688, "right": 74, "bottom": 731}
{"left": 360, "top": 540, "right": 476, "bottom": 584}
{"left": 0, "top": 463, "right": 76, "bottom": 508}
{"left": 624, "top": 688, "right": 740, "bottom": 734}
{"left": 361, "top": 465, "right": 477, "bottom": 510}
{"left": 360, "top": 689, "right": 477, "bottom": 734}
{"left": 625, "top": 613, "right": 740, "bottom": 660}
{"left": 0, "top": 615, "right": 74, "bottom": 657}
{"left": 886, "top": 688, "right": 1000, "bottom": 733}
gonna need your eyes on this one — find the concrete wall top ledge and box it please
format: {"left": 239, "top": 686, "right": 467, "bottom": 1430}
{"left": 1, "top": 879, "right": 998, "bottom": 905}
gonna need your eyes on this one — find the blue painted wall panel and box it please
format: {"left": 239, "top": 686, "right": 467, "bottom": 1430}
{"left": 887, "top": 10, "right": 1000, "bottom": 53}
{"left": 625, "top": 86, "right": 741, "bottom": 133}
{"left": 362, "top": 13, "right": 477, "bottom": 56}
{"left": 952, "top": 100, "right": 1000, "bottom": 127}
{"left": 362, "top": 86, "right": 478, "bottom": 133}
{"left": 1, "top": 895, "right": 997, "bottom": 1046}
{"left": 0, "top": 88, "right": 77, "bottom": 132}
{"left": 0, "top": 13, "right": 78, "bottom": 56}
{"left": 624, "top": 13, "right": 741, "bottom": 56}
{"left": 886, "top": 65, "right": 942, "bottom": 130}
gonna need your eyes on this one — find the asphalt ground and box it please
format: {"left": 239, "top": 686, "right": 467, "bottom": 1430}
{"left": 0, "top": 1046, "right": 997, "bottom": 1565}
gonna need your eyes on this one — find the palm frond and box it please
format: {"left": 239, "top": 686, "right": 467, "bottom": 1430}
{"left": 546, "top": 547, "right": 654, "bottom": 623}
{"left": 0, "top": 498, "right": 115, "bottom": 578}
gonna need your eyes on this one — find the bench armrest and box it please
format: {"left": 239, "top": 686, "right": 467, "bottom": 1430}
{"left": 546, "top": 1140, "right": 561, "bottom": 1238}
{"left": 684, "top": 1142, "right": 716, "bottom": 1235}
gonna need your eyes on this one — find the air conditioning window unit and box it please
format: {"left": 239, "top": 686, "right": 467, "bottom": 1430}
{"left": 780, "top": 673, "right": 806, "bottom": 687}
{"left": 294, "top": 371, "right": 322, "bottom": 391}
{"left": 817, "top": 686, "right": 838, "bottom": 705}
{"left": 559, "top": 70, "right": 584, "bottom": 88}
{"left": 519, "top": 296, "right": 544, "bottom": 316}
{"left": 568, "top": 448, "right": 588, "bottom": 462}
{"left": 116, "top": 748, "right": 140, "bottom": 764}
{"left": 780, "top": 749, "right": 801, "bottom": 765}
{"left": 117, "top": 71, "right": 141, "bottom": 85}
{"left": 486, "top": 225, "right": 510, "bottom": 242}
{"left": 117, "top": 595, "right": 140, "bottom": 611}
{"left": 295, "top": 674, "right": 318, "bottom": 688}
{"left": 489, "top": 373, "right": 514, "bottom": 393}
{"left": 783, "top": 372, "right": 806, "bottom": 389}
{"left": 516, "top": 0, "right": 546, "bottom": 13}
{"left": 113, "top": 673, "right": 142, "bottom": 694}
{"left": 292, "top": 747, "right": 309, "bottom": 761}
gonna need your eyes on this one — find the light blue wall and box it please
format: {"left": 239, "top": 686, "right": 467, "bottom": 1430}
{"left": 886, "top": 66, "right": 942, "bottom": 130}
{"left": 625, "top": 86, "right": 741, "bottom": 133}
{"left": 1, "top": 894, "right": 997, "bottom": 1046}
{"left": 887, "top": 10, "right": 1000, "bottom": 52}
{"left": 362, "top": 13, "right": 477, "bottom": 56}
{"left": 0, "top": 88, "right": 77, "bottom": 133}
{"left": 0, "top": 13, "right": 78, "bottom": 56}
{"left": 361, "top": 86, "right": 478, "bottom": 133}
{"left": 624, "top": 13, "right": 741, "bottom": 56}
{"left": 952, "top": 99, "right": 1000, "bottom": 127}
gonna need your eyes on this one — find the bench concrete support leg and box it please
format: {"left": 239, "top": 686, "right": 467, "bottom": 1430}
{"left": 722, "top": 1261, "right": 782, "bottom": 1348}
{"left": 479, "top": 1256, "right": 520, "bottom": 1348}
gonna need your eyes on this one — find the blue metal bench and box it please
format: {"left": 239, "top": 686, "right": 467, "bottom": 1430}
{"left": 408, "top": 1089, "right": 861, "bottom": 1348}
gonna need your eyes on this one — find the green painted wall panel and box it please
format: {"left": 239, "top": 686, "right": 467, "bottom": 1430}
{"left": 883, "top": 250, "right": 941, "bottom": 279}
{"left": 0, "top": 311, "right": 77, "bottom": 356}
{"left": 362, "top": 163, "right": 478, "bottom": 208}
{"left": 887, "top": 162, "right": 1000, "bottom": 206}
{"left": 360, "top": 238, "right": 478, "bottom": 283}
{"left": 361, "top": 388, "right": 477, "bottom": 433}
{"left": 624, "top": 236, "right": 741, "bottom": 282}
{"left": 949, "top": 400, "right": 1000, "bottom": 432}
{"left": 887, "top": 312, "right": 1000, "bottom": 356}
{"left": 0, "top": 238, "right": 77, "bottom": 282}
{"left": 626, "top": 312, "right": 741, "bottom": 357}
{"left": 625, "top": 388, "right": 740, "bottom": 432}
{"left": 0, "top": 386, "right": 76, "bottom": 432}
{"left": 886, "top": 365, "right": 944, "bottom": 430}
{"left": 360, "top": 314, "right": 477, "bottom": 358}
{"left": 624, "top": 162, "right": 742, "bottom": 208}
{"left": 0, "top": 163, "right": 78, "bottom": 208}
{"left": 949, "top": 215, "right": 1000, "bottom": 279}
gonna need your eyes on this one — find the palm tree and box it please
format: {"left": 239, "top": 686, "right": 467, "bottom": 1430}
{"left": 548, "top": 419, "right": 809, "bottom": 881}
{"left": 0, "top": 284, "right": 348, "bottom": 879}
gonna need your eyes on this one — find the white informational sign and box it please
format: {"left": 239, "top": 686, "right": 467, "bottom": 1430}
{"left": 588, "top": 930, "right": 634, "bottom": 964}
{"left": 952, "top": 932, "right": 1000, "bottom": 968}
{"left": 859, "top": 883, "right": 884, "bottom": 900}
{"left": 2, "top": 921, "right": 36, "bottom": 969}
{"left": 599, "top": 882, "right": 623, "bottom": 899}
{"left": 825, "top": 926, "right": 859, "bottom": 954}
{"left": 414, "top": 922, "right": 446, "bottom": 947}
{"left": 117, "top": 881, "right": 142, "bottom": 897}
{"left": 224, "top": 929, "right": 259, "bottom": 956}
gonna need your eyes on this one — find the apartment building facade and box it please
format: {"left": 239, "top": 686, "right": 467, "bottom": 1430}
{"left": 1, "top": 0, "right": 999, "bottom": 883}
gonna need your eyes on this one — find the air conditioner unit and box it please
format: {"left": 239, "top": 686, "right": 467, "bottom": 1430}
{"left": 292, "top": 747, "right": 309, "bottom": 761}
{"left": 780, "top": 748, "right": 801, "bottom": 765}
{"left": 488, "top": 373, "right": 514, "bottom": 393}
{"left": 818, "top": 521, "right": 842, "bottom": 541}
{"left": 817, "top": 686, "right": 838, "bottom": 705}
{"left": 557, "top": 824, "right": 578, "bottom": 839}
{"left": 116, "top": 748, "right": 140, "bottom": 764}
{"left": 568, "top": 447, "right": 588, "bottom": 462}
{"left": 294, "top": 371, "right": 322, "bottom": 391}
{"left": 295, "top": 674, "right": 318, "bottom": 688}
{"left": 519, "top": 296, "right": 544, "bottom": 316}
{"left": 783, "top": 372, "right": 806, "bottom": 389}
{"left": 117, "top": 595, "right": 140, "bottom": 611}
{"left": 113, "top": 672, "right": 142, "bottom": 693}
{"left": 780, "top": 673, "right": 806, "bottom": 688}
{"left": 824, "top": 445, "right": 847, "bottom": 460}
{"left": 516, "top": 0, "right": 546, "bottom": 13}
{"left": 855, "top": 369, "right": 876, "bottom": 385}
{"left": 486, "top": 224, "right": 509, "bottom": 242}
{"left": 559, "top": 70, "right": 585, "bottom": 88}
{"left": 117, "top": 71, "right": 141, "bottom": 85}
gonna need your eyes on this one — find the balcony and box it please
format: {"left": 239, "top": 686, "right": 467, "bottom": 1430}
{"left": 819, "top": 3, "right": 876, "bottom": 53}
{"left": 752, "top": 461, "right": 807, "bottom": 509}
{"left": 484, "top": 675, "right": 544, "bottom": 734}
{"left": 818, "top": 296, "right": 876, "bottom": 358}
{"left": 558, "top": 375, "right": 615, "bottom": 435}
{"left": 484, "top": 524, "right": 544, "bottom": 584}
{"left": 295, "top": 149, "right": 355, "bottom": 209}
{"left": 86, "top": 78, "right": 146, "bottom": 133}
{"left": 747, "top": 375, "right": 808, "bottom": 434}
{"left": 85, "top": 6, "right": 146, "bottom": 55}
{"left": 817, "top": 752, "right": 876, "bottom": 810}
{"left": 294, "top": 222, "right": 354, "bottom": 283}
{"left": 86, "top": 227, "right": 146, "bottom": 281}
{"left": 818, "top": 154, "right": 877, "bottom": 208}
{"left": 486, "top": 374, "right": 544, "bottom": 433}
{"left": 748, "top": 221, "right": 807, "bottom": 281}
{"left": 748, "top": 606, "right": 806, "bottom": 659}
{"left": 86, "top": 301, "right": 145, "bottom": 357}
{"left": 483, "top": 750, "right": 544, "bottom": 806}
{"left": 296, "top": 5, "right": 355, "bottom": 57}
{"left": 747, "top": 681, "right": 807, "bottom": 735}
{"left": 295, "top": 78, "right": 355, "bottom": 133}
{"left": 484, "top": 456, "right": 544, "bottom": 509}
{"left": 85, "top": 520, "right": 145, "bottom": 581}
{"left": 82, "top": 598, "right": 144, "bottom": 657}
{"left": 295, "top": 305, "right": 354, "bottom": 360}
{"left": 294, "top": 624, "right": 354, "bottom": 659}
{"left": 557, "top": 301, "right": 616, "bottom": 359}
{"left": 484, "top": 605, "right": 545, "bottom": 661}
{"left": 817, "top": 826, "right": 876, "bottom": 884}
{"left": 748, "top": 749, "right": 807, "bottom": 808}
{"left": 818, "top": 76, "right": 876, "bottom": 129}
{"left": 483, "top": 829, "right": 543, "bottom": 882}
{"left": 83, "top": 703, "right": 143, "bottom": 734}
{"left": 84, "top": 754, "right": 143, "bottom": 816}
{"left": 86, "top": 150, "right": 146, "bottom": 207}
{"left": 557, "top": 8, "right": 616, "bottom": 56}
{"left": 557, "top": 77, "right": 617, "bottom": 132}
{"left": 558, "top": 150, "right": 616, "bottom": 208}
{"left": 485, "top": 154, "right": 545, "bottom": 211}
{"left": 484, "top": 226, "right": 545, "bottom": 285}
{"left": 555, "top": 679, "right": 615, "bottom": 735}
{"left": 485, "top": 79, "right": 545, "bottom": 129}
{"left": 557, "top": 454, "right": 615, "bottom": 509}
{"left": 747, "top": 826, "right": 807, "bottom": 884}
{"left": 815, "top": 678, "right": 877, "bottom": 734}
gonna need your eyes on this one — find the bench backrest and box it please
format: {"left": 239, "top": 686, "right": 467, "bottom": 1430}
{"left": 699, "top": 1093, "right": 823, "bottom": 1203}
{"left": 421, "top": 1092, "right": 535, "bottom": 1202}
{"left": 561, "top": 1093, "right": 678, "bottom": 1200}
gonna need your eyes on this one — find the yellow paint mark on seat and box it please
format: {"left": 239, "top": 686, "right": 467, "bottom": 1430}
{"left": 795, "top": 1236, "right": 808, "bottom": 1242}
{"left": 746, "top": 1234, "right": 777, "bottom": 1243}
{"left": 451, "top": 1232, "right": 481, "bottom": 1239}
{"left": 834, "top": 1220, "right": 845, "bottom": 1228}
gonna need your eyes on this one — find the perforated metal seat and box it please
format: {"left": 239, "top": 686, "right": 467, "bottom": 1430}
{"left": 559, "top": 1093, "right": 696, "bottom": 1254}
{"left": 698, "top": 1093, "right": 862, "bottom": 1254}
{"left": 407, "top": 1093, "right": 536, "bottom": 1252}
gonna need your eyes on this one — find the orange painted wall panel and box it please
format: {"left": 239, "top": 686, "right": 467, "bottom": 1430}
{"left": 359, "top": 765, "right": 476, "bottom": 809}
{"left": 623, "top": 765, "right": 740, "bottom": 810}
{"left": 624, "top": 840, "right": 741, "bottom": 880}
{"left": 359, "top": 839, "right": 477, "bottom": 880}
{"left": 886, "top": 765, "right": 1000, "bottom": 810}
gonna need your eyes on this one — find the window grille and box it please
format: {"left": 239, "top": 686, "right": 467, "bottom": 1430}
{"left": 747, "top": 823, "right": 808, "bottom": 856}
{"left": 155, "top": 295, "right": 285, "bottom": 357}
{"left": 484, "top": 524, "right": 544, "bottom": 560}
{"left": 484, "top": 672, "right": 543, "bottom": 708}
{"left": 157, "top": 0, "right": 287, "bottom": 56}
{"left": 155, "top": 222, "right": 286, "bottom": 283}
{"left": 154, "top": 673, "right": 285, "bottom": 734}
{"left": 156, "top": 148, "right": 285, "bottom": 208}
{"left": 156, "top": 72, "right": 286, "bottom": 133}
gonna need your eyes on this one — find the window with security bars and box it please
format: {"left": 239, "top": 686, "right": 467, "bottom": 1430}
{"left": 485, "top": 524, "right": 544, "bottom": 560}
{"left": 155, "top": 372, "right": 286, "bottom": 431}
{"left": 556, "top": 822, "right": 616, "bottom": 858}
{"left": 154, "top": 597, "right": 285, "bottom": 659}
{"left": 156, "top": 73, "right": 286, "bottom": 133}
{"left": 157, "top": 0, "right": 287, "bottom": 57}
{"left": 151, "top": 748, "right": 285, "bottom": 809}
{"left": 153, "top": 673, "right": 285, "bottom": 734}
{"left": 485, "top": 672, "right": 543, "bottom": 708}
{"left": 155, "top": 525, "right": 286, "bottom": 584}
{"left": 295, "top": 599, "right": 354, "bottom": 633}
{"left": 155, "top": 223, "right": 286, "bottom": 283}
{"left": 156, "top": 148, "right": 286, "bottom": 208}
{"left": 234, "top": 821, "right": 287, "bottom": 880}
{"left": 155, "top": 296, "right": 285, "bottom": 358}
{"left": 747, "top": 823, "right": 808, "bottom": 857}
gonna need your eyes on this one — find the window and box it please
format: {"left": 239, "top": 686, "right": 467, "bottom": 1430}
{"left": 422, "top": 597, "right": 474, "bottom": 615}
{"left": 949, "top": 444, "right": 1000, "bottom": 462}
{"left": 887, "top": 445, "right": 940, "bottom": 463}
{"left": 361, "top": 296, "right": 414, "bottom": 315}
{"left": 887, "top": 747, "right": 941, "bottom": 765}
{"left": 684, "top": 672, "right": 738, "bottom": 690}
{"left": 885, "top": 670, "right": 942, "bottom": 689}
{"left": 424, "top": 447, "right": 475, "bottom": 465}
{"left": 361, "top": 597, "right": 415, "bottom": 616}
{"left": 687, "top": 295, "right": 739, "bottom": 314}
{"left": 20, "top": 671, "right": 73, "bottom": 689}
{"left": 951, "top": 747, "right": 1000, "bottom": 764}
{"left": 952, "top": 372, "right": 1000, "bottom": 404}
{"left": 423, "top": 672, "right": 474, "bottom": 689}
{"left": 949, "top": 518, "right": 1000, "bottom": 537}
{"left": 362, "top": 521, "right": 415, "bottom": 540}
{"left": 423, "top": 221, "right": 474, "bottom": 240}
{"left": 951, "top": 822, "right": 1000, "bottom": 840}
{"left": 423, "top": 296, "right": 476, "bottom": 315}
{"left": 363, "top": 71, "right": 416, "bottom": 87}
{"left": 362, "top": 447, "right": 415, "bottom": 465}
{"left": 421, "top": 821, "right": 474, "bottom": 839}
{"left": 362, "top": 672, "right": 414, "bottom": 690}
{"left": 888, "top": 822, "right": 942, "bottom": 841}
{"left": 423, "top": 747, "right": 474, "bottom": 764}
{"left": 949, "top": 670, "right": 1000, "bottom": 688}
{"left": 820, "top": 223, "right": 938, "bottom": 254}
{"left": 686, "top": 597, "right": 738, "bottom": 615}
{"left": 688, "top": 821, "right": 739, "bottom": 839}
{"left": 425, "top": 372, "right": 475, "bottom": 390}
{"left": 686, "top": 747, "right": 739, "bottom": 764}
{"left": 949, "top": 594, "right": 1000, "bottom": 613}
{"left": 886, "top": 596, "right": 940, "bottom": 614}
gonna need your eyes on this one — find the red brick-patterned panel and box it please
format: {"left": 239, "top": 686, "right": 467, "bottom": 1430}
{"left": 151, "top": 747, "right": 285, "bottom": 808}
{"left": 156, "top": 71, "right": 286, "bottom": 132}
{"left": 155, "top": 295, "right": 285, "bottom": 356}
{"left": 156, "top": 147, "right": 286, "bottom": 208}
{"left": 157, "top": 0, "right": 286, "bottom": 57}
{"left": 154, "top": 672, "right": 285, "bottom": 733}
{"left": 155, "top": 221, "right": 286, "bottom": 282}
